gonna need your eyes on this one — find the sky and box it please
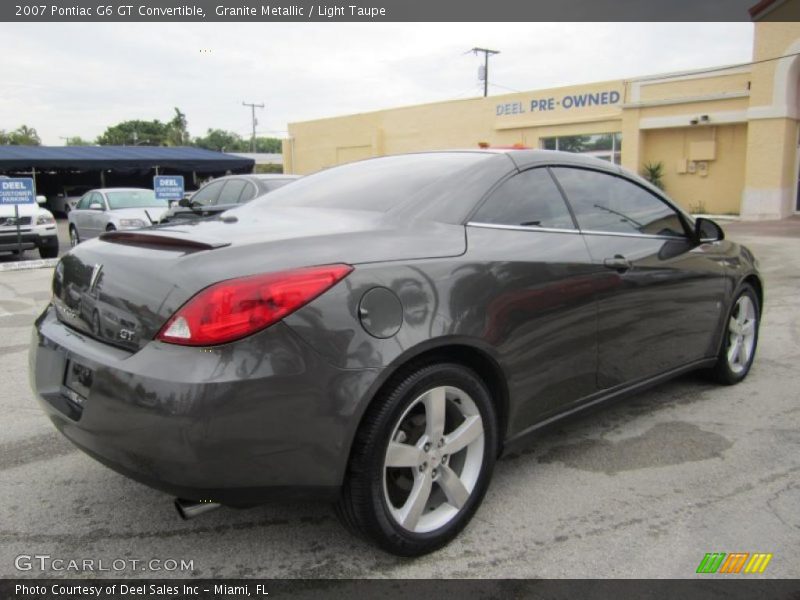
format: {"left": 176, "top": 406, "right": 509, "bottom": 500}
{"left": 0, "top": 22, "right": 755, "bottom": 145}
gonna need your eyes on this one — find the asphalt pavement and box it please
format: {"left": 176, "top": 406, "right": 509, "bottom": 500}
{"left": 0, "top": 219, "right": 798, "bottom": 578}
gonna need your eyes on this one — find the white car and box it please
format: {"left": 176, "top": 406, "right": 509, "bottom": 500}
{"left": 0, "top": 195, "right": 59, "bottom": 259}
{"left": 67, "top": 188, "right": 169, "bottom": 246}
{"left": 50, "top": 185, "right": 92, "bottom": 215}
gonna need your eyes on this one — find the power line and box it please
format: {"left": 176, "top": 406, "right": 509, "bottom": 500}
{"left": 489, "top": 82, "right": 523, "bottom": 93}
{"left": 242, "top": 101, "right": 264, "bottom": 152}
{"left": 628, "top": 50, "right": 800, "bottom": 83}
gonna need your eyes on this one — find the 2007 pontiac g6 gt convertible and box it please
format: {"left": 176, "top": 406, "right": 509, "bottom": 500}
{"left": 30, "top": 150, "right": 762, "bottom": 556}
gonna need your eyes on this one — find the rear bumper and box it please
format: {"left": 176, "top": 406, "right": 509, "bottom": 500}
{"left": 29, "top": 305, "right": 382, "bottom": 505}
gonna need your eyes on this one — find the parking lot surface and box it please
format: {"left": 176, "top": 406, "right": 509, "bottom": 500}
{"left": 0, "top": 219, "right": 798, "bottom": 578}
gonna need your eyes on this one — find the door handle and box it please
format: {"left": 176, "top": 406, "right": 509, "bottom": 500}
{"left": 603, "top": 254, "right": 632, "bottom": 272}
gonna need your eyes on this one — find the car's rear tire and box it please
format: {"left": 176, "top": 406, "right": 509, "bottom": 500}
{"left": 336, "top": 362, "right": 498, "bottom": 556}
{"left": 69, "top": 226, "right": 80, "bottom": 247}
{"left": 710, "top": 283, "right": 760, "bottom": 385}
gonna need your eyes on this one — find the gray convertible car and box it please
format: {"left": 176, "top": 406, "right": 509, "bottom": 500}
{"left": 30, "top": 150, "right": 761, "bottom": 556}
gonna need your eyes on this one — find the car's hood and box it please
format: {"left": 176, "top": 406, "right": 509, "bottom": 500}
{"left": 52, "top": 207, "right": 466, "bottom": 351}
{"left": 0, "top": 203, "right": 39, "bottom": 218}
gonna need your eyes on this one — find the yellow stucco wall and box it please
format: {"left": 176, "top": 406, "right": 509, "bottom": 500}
{"left": 287, "top": 80, "right": 627, "bottom": 174}
{"left": 637, "top": 72, "right": 751, "bottom": 103}
{"left": 285, "top": 16, "right": 800, "bottom": 218}
{"left": 741, "top": 15, "right": 800, "bottom": 218}
{"left": 643, "top": 124, "right": 748, "bottom": 215}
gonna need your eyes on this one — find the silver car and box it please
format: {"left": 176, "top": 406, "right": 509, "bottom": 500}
{"left": 68, "top": 188, "right": 169, "bottom": 246}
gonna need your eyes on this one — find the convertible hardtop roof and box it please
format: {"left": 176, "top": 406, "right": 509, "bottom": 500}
{"left": 428, "top": 148, "right": 626, "bottom": 173}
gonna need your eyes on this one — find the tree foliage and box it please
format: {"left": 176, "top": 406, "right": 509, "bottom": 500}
{"left": 0, "top": 125, "right": 42, "bottom": 145}
{"left": 4, "top": 109, "right": 283, "bottom": 154}
{"left": 194, "top": 129, "right": 281, "bottom": 153}
{"left": 63, "top": 136, "right": 93, "bottom": 146}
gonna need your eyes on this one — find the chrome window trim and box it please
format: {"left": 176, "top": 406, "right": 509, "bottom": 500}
{"left": 467, "top": 221, "right": 688, "bottom": 242}
{"left": 467, "top": 222, "right": 581, "bottom": 235}
{"left": 580, "top": 229, "right": 688, "bottom": 241}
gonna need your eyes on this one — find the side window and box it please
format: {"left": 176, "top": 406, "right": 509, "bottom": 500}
{"left": 217, "top": 179, "right": 248, "bottom": 205}
{"left": 90, "top": 193, "right": 105, "bottom": 208}
{"left": 471, "top": 168, "right": 575, "bottom": 229}
{"left": 237, "top": 182, "right": 257, "bottom": 203}
{"left": 551, "top": 168, "right": 687, "bottom": 237}
{"left": 189, "top": 181, "right": 225, "bottom": 206}
{"left": 76, "top": 194, "right": 91, "bottom": 210}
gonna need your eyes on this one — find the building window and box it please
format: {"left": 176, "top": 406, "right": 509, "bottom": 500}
{"left": 541, "top": 132, "right": 622, "bottom": 165}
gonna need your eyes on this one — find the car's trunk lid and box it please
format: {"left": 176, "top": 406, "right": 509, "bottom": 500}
{"left": 52, "top": 207, "right": 465, "bottom": 352}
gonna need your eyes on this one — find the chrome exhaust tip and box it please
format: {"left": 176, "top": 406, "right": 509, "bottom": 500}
{"left": 174, "top": 498, "right": 221, "bottom": 520}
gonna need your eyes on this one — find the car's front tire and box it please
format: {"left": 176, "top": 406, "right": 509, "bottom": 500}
{"left": 69, "top": 226, "right": 80, "bottom": 247}
{"left": 336, "top": 362, "right": 498, "bottom": 556}
{"left": 38, "top": 237, "right": 59, "bottom": 259}
{"left": 710, "top": 283, "right": 760, "bottom": 385}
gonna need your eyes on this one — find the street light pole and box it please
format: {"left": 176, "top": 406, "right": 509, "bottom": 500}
{"left": 471, "top": 47, "right": 500, "bottom": 97}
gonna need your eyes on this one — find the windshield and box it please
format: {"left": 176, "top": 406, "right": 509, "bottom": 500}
{"left": 246, "top": 153, "right": 493, "bottom": 214}
{"left": 106, "top": 190, "right": 166, "bottom": 209}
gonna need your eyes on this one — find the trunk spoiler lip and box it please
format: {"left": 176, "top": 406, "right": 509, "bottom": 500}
{"left": 99, "top": 230, "right": 230, "bottom": 251}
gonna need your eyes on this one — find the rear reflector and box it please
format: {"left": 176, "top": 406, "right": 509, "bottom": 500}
{"left": 156, "top": 264, "right": 353, "bottom": 346}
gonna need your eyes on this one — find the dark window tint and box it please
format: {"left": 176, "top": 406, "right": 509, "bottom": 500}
{"left": 217, "top": 180, "right": 248, "bottom": 205}
{"left": 190, "top": 181, "right": 225, "bottom": 206}
{"left": 248, "top": 153, "right": 493, "bottom": 213}
{"left": 552, "top": 168, "right": 686, "bottom": 237}
{"left": 237, "top": 182, "right": 257, "bottom": 203}
{"left": 471, "top": 168, "right": 575, "bottom": 229}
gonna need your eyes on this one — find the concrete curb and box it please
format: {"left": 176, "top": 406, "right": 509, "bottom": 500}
{"left": 0, "top": 258, "right": 58, "bottom": 272}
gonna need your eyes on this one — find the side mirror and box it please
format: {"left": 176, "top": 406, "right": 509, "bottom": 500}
{"left": 89, "top": 203, "right": 104, "bottom": 211}
{"left": 178, "top": 198, "right": 191, "bottom": 207}
{"left": 36, "top": 195, "right": 47, "bottom": 205}
{"left": 695, "top": 217, "right": 724, "bottom": 243}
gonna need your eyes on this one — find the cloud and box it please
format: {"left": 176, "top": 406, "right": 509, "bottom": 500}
{"left": 0, "top": 22, "right": 753, "bottom": 144}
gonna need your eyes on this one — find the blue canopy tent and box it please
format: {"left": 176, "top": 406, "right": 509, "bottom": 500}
{"left": 0, "top": 145, "right": 254, "bottom": 173}
{"left": 0, "top": 146, "right": 256, "bottom": 211}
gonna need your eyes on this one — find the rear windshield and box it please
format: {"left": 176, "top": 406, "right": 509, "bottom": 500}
{"left": 247, "top": 153, "right": 493, "bottom": 213}
{"left": 106, "top": 190, "right": 167, "bottom": 209}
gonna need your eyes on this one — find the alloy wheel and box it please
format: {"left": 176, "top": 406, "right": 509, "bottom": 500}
{"left": 726, "top": 295, "right": 756, "bottom": 374}
{"left": 382, "top": 385, "right": 485, "bottom": 533}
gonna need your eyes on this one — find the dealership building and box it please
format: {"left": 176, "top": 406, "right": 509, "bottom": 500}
{"left": 285, "top": 7, "right": 800, "bottom": 220}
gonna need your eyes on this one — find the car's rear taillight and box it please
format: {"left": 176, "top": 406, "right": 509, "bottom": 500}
{"left": 156, "top": 264, "right": 353, "bottom": 346}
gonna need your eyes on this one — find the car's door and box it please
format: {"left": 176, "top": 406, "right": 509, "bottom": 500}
{"left": 83, "top": 192, "right": 107, "bottom": 239}
{"left": 464, "top": 167, "right": 599, "bottom": 432}
{"left": 550, "top": 166, "right": 727, "bottom": 389}
{"left": 71, "top": 193, "right": 93, "bottom": 236}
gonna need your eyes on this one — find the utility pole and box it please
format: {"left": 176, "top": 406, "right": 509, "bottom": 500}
{"left": 471, "top": 47, "right": 500, "bottom": 97}
{"left": 242, "top": 101, "right": 265, "bottom": 152}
